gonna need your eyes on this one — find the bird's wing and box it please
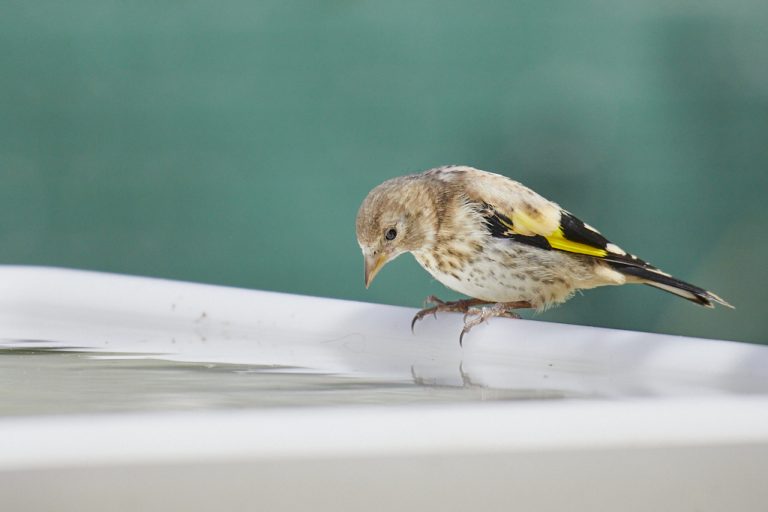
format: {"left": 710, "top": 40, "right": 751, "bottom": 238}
{"left": 463, "top": 169, "right": 644, "bottom": 266}
{"left": 454, "top": 167, "right": 732, "bottom": 308}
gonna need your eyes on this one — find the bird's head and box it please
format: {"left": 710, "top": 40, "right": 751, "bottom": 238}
{"left": 355, "top": 176, "right": 436, "bottom": 288}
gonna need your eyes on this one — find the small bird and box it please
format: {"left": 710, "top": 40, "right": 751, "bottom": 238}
{"left": 356, "top": 165, "right": 733, "bottom": 344}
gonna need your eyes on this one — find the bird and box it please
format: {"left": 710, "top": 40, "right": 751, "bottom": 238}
{"left": 355, "top": 165, "right": 733, "bottom": 344}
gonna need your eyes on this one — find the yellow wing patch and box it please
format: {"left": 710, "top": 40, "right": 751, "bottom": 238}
{"left": 495, "top": 208, "right": 608, "bottom": 258}
{"left": 545, "top": 228, "right": 608, "bottom": 257}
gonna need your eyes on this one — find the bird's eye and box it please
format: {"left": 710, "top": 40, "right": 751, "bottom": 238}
{"left": 385, "top": 228, "right": 397, "bottom": 241}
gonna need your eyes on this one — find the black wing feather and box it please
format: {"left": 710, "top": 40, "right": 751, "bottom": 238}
{"left": 478, "top": 203, "right": 732, "bottom": 308}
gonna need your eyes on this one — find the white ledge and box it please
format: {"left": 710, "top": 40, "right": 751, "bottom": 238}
{"left": 0, "top": 265, "right": 765, "bottom": 396}
{"left": 1, "top": 266, "right": 767, "bottom": 511}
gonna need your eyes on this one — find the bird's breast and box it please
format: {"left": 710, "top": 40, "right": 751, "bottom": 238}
{"left": 413, "top": 238, "right": 589, "bottom": 307}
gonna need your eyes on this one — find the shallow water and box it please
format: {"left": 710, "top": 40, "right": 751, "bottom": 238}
{"left": 0, "top": 346, "right": 574, "bottom": 417}
{"left": 2, "top": 268, "right": 766, "bottom": 418}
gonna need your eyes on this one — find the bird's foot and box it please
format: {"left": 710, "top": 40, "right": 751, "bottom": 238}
{"left": 411, "top": 296, "right": 491, "bottom": 332}
{"left": 459, "top": 301, "right": 532, "bottom": 346}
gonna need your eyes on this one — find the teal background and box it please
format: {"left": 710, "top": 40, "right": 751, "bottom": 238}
{"left": 2, "top": 1, "right": 766, "bottom": 344}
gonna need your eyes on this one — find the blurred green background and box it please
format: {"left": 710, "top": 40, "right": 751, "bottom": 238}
{"left": 1, "top": 1, "right": 766, "bottom": 344}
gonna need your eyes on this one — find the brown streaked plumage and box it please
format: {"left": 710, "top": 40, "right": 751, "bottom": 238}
{"left": 356, "top": 165, "right": 733, "bottom": 344}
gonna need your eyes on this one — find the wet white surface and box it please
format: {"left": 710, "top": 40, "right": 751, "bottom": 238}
{"left": 0, "top": 266, "right": 766, "bottom": 511}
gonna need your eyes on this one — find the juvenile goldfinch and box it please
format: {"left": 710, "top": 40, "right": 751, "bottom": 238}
{"left": 356, "top": 165, "right": 733, "bottom": 344}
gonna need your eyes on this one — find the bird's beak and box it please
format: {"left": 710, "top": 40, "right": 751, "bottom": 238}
{"left": 364, "top": 253, "right": 389, "bottom": 289}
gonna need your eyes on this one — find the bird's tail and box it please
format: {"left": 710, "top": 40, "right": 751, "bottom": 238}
{"left": 608, "top": 261, "right": 734, "bottom": 309}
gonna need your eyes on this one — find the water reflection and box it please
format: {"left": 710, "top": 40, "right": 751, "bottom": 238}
{"left": 0, "top": 344, "right": 576, "bottom": 417}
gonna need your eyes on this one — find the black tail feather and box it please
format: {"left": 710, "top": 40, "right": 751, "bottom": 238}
{"left": 608, "top": 262, "right": 733, "bottom": 309}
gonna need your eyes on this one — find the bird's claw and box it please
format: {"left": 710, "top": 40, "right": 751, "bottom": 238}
{"left": 411, "top": 298, "right": 530, "bottom": 344}
{"left": 457, "top": 302, "right": 529, "bottom": 346}
{"left": 411, "top": 307, "right": 438, "bottom": 332}
{"left": 459, "top": 308, "right": 491, "bottom": 346}
{"left": 411, "top": 296, "right": 490, "bottom": 333}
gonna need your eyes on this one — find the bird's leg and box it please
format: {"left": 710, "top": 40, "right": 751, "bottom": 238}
{"left": 411, "top": 296, "right": 492, "bottom": 332}
{"left": 459, "top": 301, "right": 533, "bottom": 346}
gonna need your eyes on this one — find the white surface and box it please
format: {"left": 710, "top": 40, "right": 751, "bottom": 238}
{"left": 1, "top": 398, "right": 768, "bottom": 470}
{"left": 1, "top": 266, "right": 765, "bottom": 395}
{"left": 0, "top": 266, "right": 766, "bottom": 511}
